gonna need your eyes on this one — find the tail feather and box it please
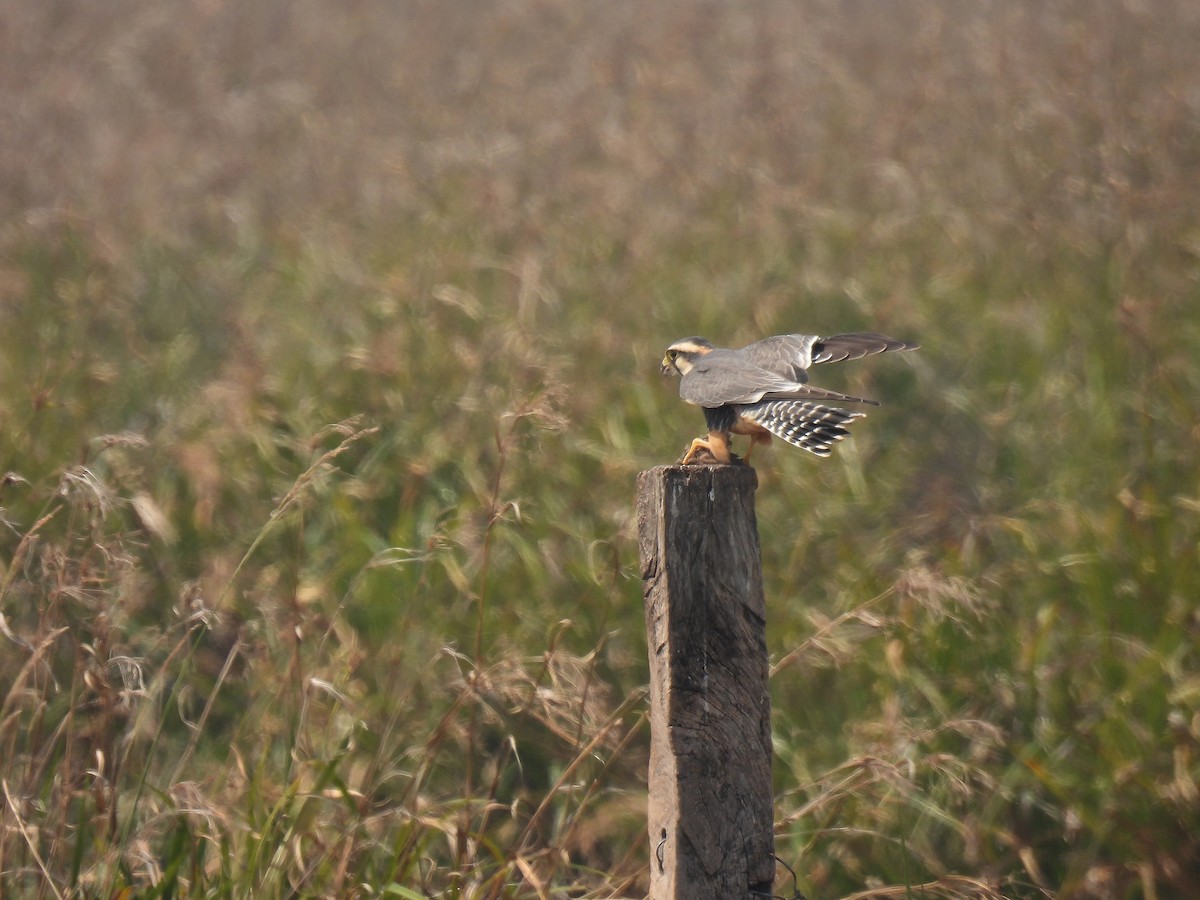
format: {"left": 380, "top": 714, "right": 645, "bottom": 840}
{"left": 744, "top": 400, "right": 865, "bottom": 457}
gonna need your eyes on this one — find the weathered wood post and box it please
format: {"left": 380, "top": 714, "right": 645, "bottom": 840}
{"left": 637, "top": 464, "right": 774, "bottom": 899}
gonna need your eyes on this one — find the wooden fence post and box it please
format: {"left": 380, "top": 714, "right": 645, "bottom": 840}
{"left": 637, "top": 465, "right": 775, "bottom": 899}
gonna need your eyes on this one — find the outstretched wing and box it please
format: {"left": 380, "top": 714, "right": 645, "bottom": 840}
{"left": 679, "top": 349, "right": 877, "bottom": 408}
{"left": 811, "top": 332, "right": 918, "bottom": 365}
{"left": 736, "top": 334, "right": 820, "bottom": 381}
{"left": 678, "top": 331, "right": 915, "bottom": 409}
{"left": 735, "top": 331, "right": 917, "bottom": 373}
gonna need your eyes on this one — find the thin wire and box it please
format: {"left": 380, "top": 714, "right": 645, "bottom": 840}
{"left": 747, "top": 854, "right": 807, "bottom": 900}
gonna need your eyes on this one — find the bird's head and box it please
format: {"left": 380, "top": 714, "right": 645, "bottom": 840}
{"left": 660, "top": 337, "right": 713, "bottom": 376}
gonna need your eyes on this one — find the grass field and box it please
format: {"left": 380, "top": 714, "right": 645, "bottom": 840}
{"left": 2, "top": 2, "right": 1199, "bottom": 897}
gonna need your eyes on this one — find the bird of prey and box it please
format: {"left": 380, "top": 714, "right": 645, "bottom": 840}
{"left": 660, "top": 332, "right": 917, "bottom": 465}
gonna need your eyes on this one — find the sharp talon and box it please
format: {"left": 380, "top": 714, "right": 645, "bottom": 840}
{"left": 679, "top": 437, "right": 710, "bottom": 465}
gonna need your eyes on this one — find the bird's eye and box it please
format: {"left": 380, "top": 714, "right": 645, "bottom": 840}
{"left": 667, "top": 350, "right": 677, "bottom": 360}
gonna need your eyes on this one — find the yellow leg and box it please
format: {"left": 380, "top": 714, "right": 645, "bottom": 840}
{"left": 741, "top": 432, "right": 772, "bottom": 465}
{"left": 679, "top": 431, "right": 733, "bottom": 465}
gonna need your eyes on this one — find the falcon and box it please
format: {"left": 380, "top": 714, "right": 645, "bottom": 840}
{"left": 660, "top": 331, "right": 917, "bottom": 464}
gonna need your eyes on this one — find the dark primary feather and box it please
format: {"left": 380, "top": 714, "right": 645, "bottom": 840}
{"left": 810, "top": 332, "right": 918, "bottom": 365}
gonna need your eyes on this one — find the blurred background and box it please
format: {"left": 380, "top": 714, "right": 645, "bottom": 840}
{"left": 2, "top": 1, "right": 1199, "bottom": 897}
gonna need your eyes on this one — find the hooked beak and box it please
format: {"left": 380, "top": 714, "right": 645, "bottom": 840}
{"left": 660, "top": 355, "right": 675, "bottom": 376}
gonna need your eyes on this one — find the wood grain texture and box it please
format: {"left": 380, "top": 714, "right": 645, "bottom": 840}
{"left": 637, "top": 465, "right": 774, "bottom": 899}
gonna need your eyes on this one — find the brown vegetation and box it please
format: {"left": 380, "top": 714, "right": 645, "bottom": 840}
{"left": 2, "top": 1, "right": 1199, "bottom": 897}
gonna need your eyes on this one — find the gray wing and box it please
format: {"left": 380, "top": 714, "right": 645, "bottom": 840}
{"left": 811, "top": 332, "right": 918, "bottom": 364}
{"left": 733, "top": 332, "right": 917, "bottom": 374}
{"left": 678, "top": 350, "right": 799, "bottom": 407}
{"left": 736, "top": 334, "right": 820, "bottom": 381}
{"left": 679, "top": 348, "right": 877, "bottom": 408}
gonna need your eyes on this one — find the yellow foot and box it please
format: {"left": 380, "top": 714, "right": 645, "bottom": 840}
{"left": 679, "top": 431, "right": 734, "bottom": 465}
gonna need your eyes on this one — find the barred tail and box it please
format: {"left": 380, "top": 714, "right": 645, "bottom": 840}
{"left": 744, "top": 400, "right": 865, "bottom": 457}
